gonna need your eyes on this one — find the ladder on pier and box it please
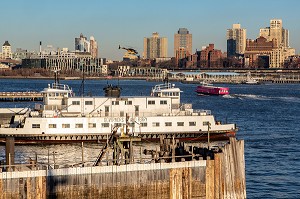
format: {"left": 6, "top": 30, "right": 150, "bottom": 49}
{"left": 93, "top": 126, "right": 119, "bottom": 166}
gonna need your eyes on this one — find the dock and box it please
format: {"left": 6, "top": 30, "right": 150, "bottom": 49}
{"left": 0, "top": 91, "right": 43, "bottom": 102}
{"left": 0, "top": 137, "right": 246, "bottom": 198}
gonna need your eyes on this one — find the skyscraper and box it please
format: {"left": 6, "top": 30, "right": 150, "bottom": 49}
{"left": 174, "top": 28, "right": 192, "bottom": 59}
{"left": 75, "top": 33, "right": 90, "bottom": 53}
{"left": 259, "top": 19, "right": 289, "bottom": 48}
{"left": 143, "top": 32, "right": 168, "bottom": 59}
{"left": 90, "top": 36, "right": 98, "bottom": 58}
{"left": 226, "top": 24, "right": 246, "bottom": 57}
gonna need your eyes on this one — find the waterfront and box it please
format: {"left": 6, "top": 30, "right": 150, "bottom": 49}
{"left": 0, "top": 79, "right": 299, "bottom": 198}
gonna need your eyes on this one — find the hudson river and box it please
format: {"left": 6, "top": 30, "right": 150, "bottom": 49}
{"left": 0, "top": 78, "right": 299, "bottom": 198}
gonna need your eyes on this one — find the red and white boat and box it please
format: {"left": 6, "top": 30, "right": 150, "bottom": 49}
{"left": 195, "top": 82, "right": 229, "bottom": 95}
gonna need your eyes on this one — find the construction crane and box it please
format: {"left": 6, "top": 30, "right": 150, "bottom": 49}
{"left": 118, "top": 45, "right": 139, "bottom": 61}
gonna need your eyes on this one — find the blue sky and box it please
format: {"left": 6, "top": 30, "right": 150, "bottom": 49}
{"left": 1, "top": 0, "right": 299, "bottom": 60}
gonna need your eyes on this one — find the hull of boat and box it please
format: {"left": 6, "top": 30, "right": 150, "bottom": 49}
{"left": 195, "top": 86, "right": 229, "bottom": 95}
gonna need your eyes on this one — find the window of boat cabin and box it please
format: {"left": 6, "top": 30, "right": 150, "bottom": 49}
{"left": 152, "top": 122, "right": 160, "bottom": 127}
{"left": 177, "top": 122, "right": 184, "bottom": 126}
{"left": 129, "top": 122, "right": 134, "bottom": 127}
{"left": 160, "top": 100, "right": 167, "bottom": 105}
{"left": 49, "top": 124, "right": 57, "bottom": 128}
{"left": 125, "top": 101, "right": 132, "bottom": 105}
{"left": 189, "top": 122, "right": 196, "bottom": 126}
{"left": 102, "top": 123, "right": 109, "bottom": 128}
{"left": 120, "top": 111, "right": 124, "bottom": 117}
{"left": 141, "top": 122, "right": 147, "bottom": 127}
{"left": 72, "top": 101, "right": 80, "bottom": 105}
{"left": 148, "top": 100, "right": 155, "bottom": 105}
{"left": 105, "top": 106, "right": 109, "bottom": 116}
{"left": 62, "top": 124, "right": 70, "bottom": 128}
{"left": 112, "top": 101, "right": 119, "bottom": 105}
{"left": 75, "top": 123, "right": 83, "bottom": 128}
{"left": 88, "top": 123, "right": 96, "bottom": 128}
{"left": 165, "top": 122, "right": 172, "bottom": 126}
{"left": 32, "top": 124, "right": 40, "bottom": 128}
{"left": 115, "top": 123, "right": 122, "bottom": 127}
{"left": 85, "top": 101, "right": 93, "bottom": 105}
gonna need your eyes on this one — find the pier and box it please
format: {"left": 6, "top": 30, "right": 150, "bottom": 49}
{"left": 0, "top": 91, "right": 43, "bottom": 102}
{"left": 0, "top": 137, "right": 246, "bottom": 198}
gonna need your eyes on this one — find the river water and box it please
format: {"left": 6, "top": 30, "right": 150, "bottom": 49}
{"left": 0, "top": 78, "right": 299, "bottom": 198}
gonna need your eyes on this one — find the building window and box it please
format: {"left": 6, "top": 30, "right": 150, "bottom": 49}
{"left": 165, "top": 122, "right": 172, "bottom": 126}
{"left": 72, "top": 101, "right": 80, "bottom": 105}
{"left": 148, "top": 100, "right": 155, "bottom": 105}
{"left": 177, "top": 122, "right": 184, "bottom": 126}
{"left": 160, "top": 100, "right": 167, "bottom": 105}
{"left": 189, "top": 122, "right": 196, "bottom": 126}
{"left": 125, "top": 101, "right": 132, "bottom": 105}
{"left": 152, "top": 122, "right": 160, "bottom": 127}
{"left": 85, "top": 101, "right": 93, "bottom": 105}
{"left": 75, "top": 123, "right": 83, "bottom": 128}
{"left": 32, "top": 124, "right": 40, "bottom": 128}
{"left": 141, "top": 122, "right": 147, "bottom": 127}
{"left": 62, "top": 124, "right": 70, "bottom": 128}
{"left": 102, "top": 123, "right": 109, "bottom": 128}
{"left": 49, "top": 124, "right": 57, "bottom": 128}
{"left": 88, "top": 123, "right": 96, "bottom": 128}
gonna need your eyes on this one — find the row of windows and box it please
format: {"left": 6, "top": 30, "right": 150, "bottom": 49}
{"left": 148, "top": 100, "right": 168, "bottom": 105}
{"left": 72, "top": 100, "right": 133, "bottom": 106}
{"left": 71, "top": 100, "right": 167, "bottom": 106}
{"left": 32, "top": 121, "right": 200, "bottom": 129}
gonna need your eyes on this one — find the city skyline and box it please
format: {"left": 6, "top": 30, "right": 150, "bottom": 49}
{"left": 1, "top": 0, "right": 299, "bottom": 60}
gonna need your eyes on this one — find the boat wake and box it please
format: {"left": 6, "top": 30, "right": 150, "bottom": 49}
{"left": 225, "top": 94, "right": 300, "bottom": 103}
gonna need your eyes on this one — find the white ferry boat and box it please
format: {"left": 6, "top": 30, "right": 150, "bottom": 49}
{"left": 0, "top": 81, "right": 237, "bottom": 144}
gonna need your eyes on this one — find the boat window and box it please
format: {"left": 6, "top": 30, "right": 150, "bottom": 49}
{"left": 88, "top": 123, "right": 96, "bottom": 128}
{"left": 115, "top": 123, "right": 122, "bottom": 127}
{"left": 125, "top": 101, "right": 132, "bottom": 105}
{"left": 148, "top": 100, "right": 155, "bottom": 105}
{"left": 112, "top": 101, "right": 119, "bottom": 105}
{"left": 129, "top": 123, "right": 135, "bottom": 127}
{"left": 152, "top": 122, "right": 160, "bottom": 127}
{"left": 102, "top": 123, "right": 109, "bottom": 128}
{"left": 189, "top": 122, "right": 196, "bottom": 126}
{"left": 72, "top": 101, "right": 80, "bottom": 105}
{"left": 75, "top": 123, "right": 83, "bottom": 128}
{"left": 62, "top": 124, "right": 70, "bottom": 128}
{"left": 165, "top": 122, "right": 172, "bottom": 126}
{"left": 49, "top": 124, "right": 57, "bottom": 128}
{"left": 177, "top": 122, "right": 184, "bottom": 126}
{"left": 160, "top": 100, "right": 167, "bottom": 105}
{"left": 141, "top": 123, "right": 147, "bottom": 127}
{"left": 32, "top": 124, "right": 40, "bottom": 128}
{"left": 85, "top": 101, "right": 93, "bottom": 105}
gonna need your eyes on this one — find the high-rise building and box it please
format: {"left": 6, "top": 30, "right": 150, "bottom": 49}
{"left": 143, "top": 32, "right": 168, "bottom": 59}
{"left": 259, "top": 19, "right": 289, "bottom": 48}
{"left": 75, "top": 33, "right": 90, "bottom": 53}
{"left": 174, "top": 28, "right": 192, "bottom": 59}
{"left": 1, "top": 41, "right": 12, "bottom": 59}
{"left": 226, "top": 24, "right": 246, "bottom": 57}
{"left": 90, "top": 36, "right": 98, "bottom": 58}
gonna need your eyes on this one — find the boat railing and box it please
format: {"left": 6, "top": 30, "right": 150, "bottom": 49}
{"left": 152, "top": 83, "right": 174, "bottom": 91}
{"left": 51, "top": 83, "right": 72, "bottom": 92}
{"left": 193, "top": 109, "right": 211, "bottom": 115}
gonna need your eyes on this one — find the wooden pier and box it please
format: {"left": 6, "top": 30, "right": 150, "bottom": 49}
{"left": 0, "top": 91, "right": 43, "bottom": 102}
{"left": 0, "top": 137, "right": 246, "bottom": 198}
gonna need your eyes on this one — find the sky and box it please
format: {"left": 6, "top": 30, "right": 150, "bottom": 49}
{"left": 1, "top": 0, "right": 299, "bottom": 61}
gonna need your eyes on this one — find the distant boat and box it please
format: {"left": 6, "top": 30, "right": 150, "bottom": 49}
{"left": 242, "top": 72, "right": 260, "bottom": 85}
{"left": 195, "top": 82, "right": 229, "bottom": 95}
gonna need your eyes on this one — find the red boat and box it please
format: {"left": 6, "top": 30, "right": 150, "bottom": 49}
{"left": 195, "top": 82, "right": 229, "bottom": 95}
